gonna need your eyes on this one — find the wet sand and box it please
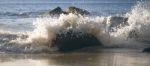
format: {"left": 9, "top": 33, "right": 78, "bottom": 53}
{"left": 0, "top": 51, "right": 150, "bottom": 66}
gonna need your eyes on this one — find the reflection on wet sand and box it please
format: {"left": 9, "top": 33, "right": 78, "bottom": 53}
{"left": 0, "top": 53, "right": 150, "bottom": 66}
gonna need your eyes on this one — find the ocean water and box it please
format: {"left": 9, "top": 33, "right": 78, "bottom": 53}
{"left": 0, "top": 0, "right": 134, "bottom": 32}
{"left": 0, "top": 0, "right": 150, "bottom": 66}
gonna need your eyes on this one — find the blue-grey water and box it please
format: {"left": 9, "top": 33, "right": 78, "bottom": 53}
{"left": 0, "top": 0, "right": 136, "bottom": 32}
{"left": 0, "top": 0, "right": 150, "bottom": 66}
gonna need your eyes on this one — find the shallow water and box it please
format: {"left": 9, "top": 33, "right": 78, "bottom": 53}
{"left": 0, "top": 51, "right": 150, "bottom": 66}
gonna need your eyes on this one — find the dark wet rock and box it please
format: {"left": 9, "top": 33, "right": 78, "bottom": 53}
{"left": 67, "top": 6, "right": 90, "bottom": 15}
{"left": 127, "top": 30, "right": 139, "bottom": 39}
{"left": 49, "top": 7, "right": 68, "bottom": 16}
{"left": 109, "top": 16, "right": 128, "bottom": 28}
{"left": 51, "top": 29, "right": 102, "bottom": 52}
{"left": 49, "top": 6, "right": 90, "bottom": 16}
{"left": 143, "top": 47, "right": 150, "bottom": 52}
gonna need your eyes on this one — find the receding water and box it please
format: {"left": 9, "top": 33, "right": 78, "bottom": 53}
{"left": 0, "top": 52, "right": 150, "bottom": 66}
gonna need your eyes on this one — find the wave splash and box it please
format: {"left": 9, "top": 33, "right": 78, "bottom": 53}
{"left": 110, "top": 2, "right": 150, "bottom": 44}
{"left": 0, "top": 2, "right": 150, "bottom": 53}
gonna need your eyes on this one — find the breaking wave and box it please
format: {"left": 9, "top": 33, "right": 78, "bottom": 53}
{"left": 0, "top": 2, "right": 150, "bottom": 53}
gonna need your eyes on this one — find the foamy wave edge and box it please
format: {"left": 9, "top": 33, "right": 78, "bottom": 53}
{"left": 0, "top": 1, "right": 150, "bottom": 53}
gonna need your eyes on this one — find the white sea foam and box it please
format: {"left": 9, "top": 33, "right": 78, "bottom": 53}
{"left": 0, "top": 2, "right": 150, "bottom": 53}
{"left": 109, "top": 2, "right": 150, "bottom": 45}
{"left": 22, "top": 14, "right": 109, "bottom": 45}
{"left": 10, "top": 2, "right": 150, "bottom": 46}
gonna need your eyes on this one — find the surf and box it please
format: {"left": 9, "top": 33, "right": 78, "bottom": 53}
{"left": 0, "top": 1, "right": 150, "bottom": 53}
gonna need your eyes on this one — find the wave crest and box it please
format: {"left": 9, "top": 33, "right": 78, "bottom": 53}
{"left": 1, "top": 2, "right": 150, "bottom": 53}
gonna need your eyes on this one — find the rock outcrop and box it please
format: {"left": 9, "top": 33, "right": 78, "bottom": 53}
{"left": 49, "top": 6, "right": 90, "bottom": 16}
{"left": 49, "top": 7, "right": 67, "bottom": 16}
{"left": 51, "top": 29, "right": 101, "bottom": 52}
{"left": 67, "top": 6, "right": 90, "bottom": 15}
{"left": 143, "top": 47, "right": 150, "bottom": 52}
{"left": 109, "top": 16, "right": 128, "bottom": 28}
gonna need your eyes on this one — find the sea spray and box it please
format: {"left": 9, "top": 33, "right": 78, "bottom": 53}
{"left": 109, "top": 1, "right": 150, "bottom": 45}
{"left": 127, "top": 2, "right": 150, "bottom": 41}
{"left": 12, "top": 1, "right": 150, "bottom": 46}
{"left": 25, "top": 14, "right": 110, "bottom": 46}
{"left": 0, "top": 2, "right": 150, "bottom": 53}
